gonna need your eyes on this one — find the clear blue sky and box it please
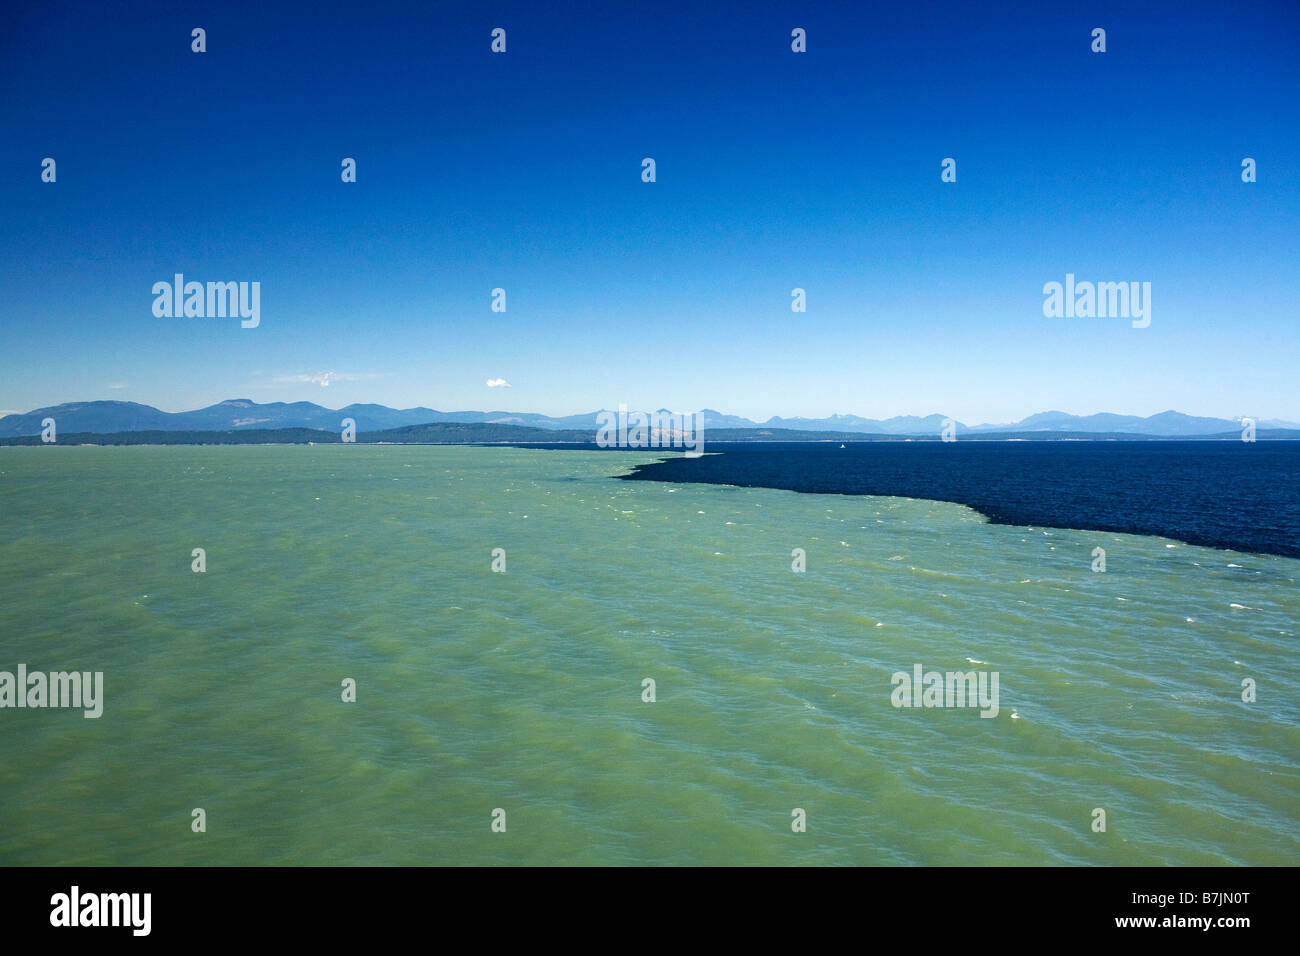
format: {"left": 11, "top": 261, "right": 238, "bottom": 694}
{"left": 2, "top": 0, "right": 1297, "bottom": 424}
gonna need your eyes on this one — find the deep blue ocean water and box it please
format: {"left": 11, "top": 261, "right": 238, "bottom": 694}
{"left": 617, "top": 442, "right": 1300, "bottom": 559}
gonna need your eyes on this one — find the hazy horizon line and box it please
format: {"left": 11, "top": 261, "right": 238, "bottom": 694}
{"left": 1, "top": 395, "right": 1291, "bottom": 430}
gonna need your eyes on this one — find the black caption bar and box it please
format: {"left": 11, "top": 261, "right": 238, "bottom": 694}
{"left": 0, "top": 866, "right": 1285, "bottom": 943}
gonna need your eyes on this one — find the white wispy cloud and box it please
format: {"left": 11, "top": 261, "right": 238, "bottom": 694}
{"left": 486, "top": 378, "right": 512, "bottom": 388}
{"left": 274, "top": 371, "right": 376, "bottom": 388}
{"left": 108, "top": 382, "right": 127, "bottom": 390}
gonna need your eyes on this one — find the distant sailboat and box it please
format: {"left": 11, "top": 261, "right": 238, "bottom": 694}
{"left": 840, "top": 444, "right": 845, "bottom": 448}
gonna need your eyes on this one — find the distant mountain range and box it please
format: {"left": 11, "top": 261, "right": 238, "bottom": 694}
{"left": 1, "top": 399, "right": 1297, "bottom": 439}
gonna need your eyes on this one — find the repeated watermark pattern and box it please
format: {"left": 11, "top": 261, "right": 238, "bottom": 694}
{"left": 1, "top": 14, "right": 1287, "bottom": 882}
{"left": 152, "top": 275, "right": 260, "bottom": 328}
{"left": 1042, "top": 274, "right": 1151, "bottom": 328}
{"left": 890, "top": 664, "right": 1000, "bottom": 719}
{"left": 0, "top": 665, "right": 103, "bottom": 718}
{"left": 595, "top": 404, "right": 704, "bottom": 457}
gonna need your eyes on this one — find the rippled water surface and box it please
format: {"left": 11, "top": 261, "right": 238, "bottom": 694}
{"left": 1, "top": 446, "right": 1296, "bottom": 865}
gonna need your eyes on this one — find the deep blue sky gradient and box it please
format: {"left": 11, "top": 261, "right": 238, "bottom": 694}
{"left": 2, "top": 0, "right": 1297, "bottom": 423}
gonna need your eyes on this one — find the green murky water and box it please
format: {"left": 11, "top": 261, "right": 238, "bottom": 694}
{"left": 1, "top": 445, "right": 1296, "bottom": 864}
